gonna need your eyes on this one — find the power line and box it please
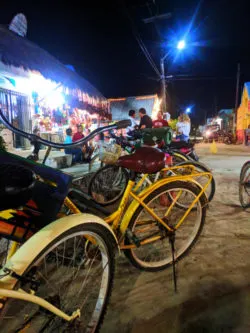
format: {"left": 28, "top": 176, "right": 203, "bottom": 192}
{"left": 165, "top": 75, "right": 234, "bottom": 81}
{"left": 120, "top": 0, "right": 161, "bottom": 78}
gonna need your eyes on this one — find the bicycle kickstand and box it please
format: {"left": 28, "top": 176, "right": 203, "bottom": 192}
{"left": 169, "top": 230, "right": 178, "bottom": 293}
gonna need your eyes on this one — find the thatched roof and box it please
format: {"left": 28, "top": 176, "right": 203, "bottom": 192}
{"left": 0, "top": 24, "right": 104, "bottom": 99}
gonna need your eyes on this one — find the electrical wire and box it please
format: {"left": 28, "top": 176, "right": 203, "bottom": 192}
{"left": 120, "top": 0, "right": 161, "bottom": 78}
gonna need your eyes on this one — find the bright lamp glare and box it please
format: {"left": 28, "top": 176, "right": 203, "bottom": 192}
{"left": 186, "top": 107, "right": 191, "bottom": 113}
{"left": 177, "top": 40, "right": 186, "bottom": 50}
{"left": 46, "top": 91, "right": 65, "bottom": 109}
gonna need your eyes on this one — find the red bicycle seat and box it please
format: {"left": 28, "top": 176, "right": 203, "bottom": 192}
{"left": 117, "top": 147, "right": 165, "bottom": 174}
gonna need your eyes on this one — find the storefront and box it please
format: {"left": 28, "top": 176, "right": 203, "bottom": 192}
{"left": 237, "top": 82, "right": 250, "bottom": 143}
{"left": 109, "top": 94, "right": 161, "bottom": 121}
{"left": 0, "top": 15, "right": 110, "bottom": 150}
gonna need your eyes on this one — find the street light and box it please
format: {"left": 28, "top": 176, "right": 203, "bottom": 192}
{"left": 177, "top": 40, "right": 186, "bottom": 50}
{"left": 161, "top": 39, "right": 186, "bottom": 113}
{"left": 186, "top": 107, "right": 191, "bottom": 113}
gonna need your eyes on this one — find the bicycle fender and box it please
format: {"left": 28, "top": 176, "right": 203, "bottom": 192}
{"left": 1, "top": 214, "right": 119, "bottom": 287}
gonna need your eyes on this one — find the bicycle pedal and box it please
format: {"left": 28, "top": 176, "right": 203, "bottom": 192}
{"left": 126, "top": 229, "right": 140, "bottom": 247}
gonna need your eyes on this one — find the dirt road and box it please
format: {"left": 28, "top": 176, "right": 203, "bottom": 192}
{"left": 102, "top": 143, "right": 250, "bottom": 333}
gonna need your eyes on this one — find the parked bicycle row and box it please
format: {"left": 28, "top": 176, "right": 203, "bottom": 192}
{"left": 0, "top": 108, "right": 248, "bottom": 332}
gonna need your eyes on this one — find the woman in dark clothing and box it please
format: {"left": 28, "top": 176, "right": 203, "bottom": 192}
{"left": 27, "top": 127, "right": 41, "bottom": 162}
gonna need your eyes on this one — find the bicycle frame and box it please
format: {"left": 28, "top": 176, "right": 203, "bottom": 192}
{"left": 64, "top": 165, "right": 212, "bottom": 250}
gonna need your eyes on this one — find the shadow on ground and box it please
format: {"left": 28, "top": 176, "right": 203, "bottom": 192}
{"left": 128, "top": 280, "right": 250, "bottom": 333}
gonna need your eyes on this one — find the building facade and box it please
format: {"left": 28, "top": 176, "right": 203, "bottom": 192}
{"left": 109, "top": 94, "right": 161, "bottom": 122}
{"left": 0, "top": 19, "right": 109, "bottom": 150}
{"left": 237, "top": 82, "right": 250, "bottom": 142}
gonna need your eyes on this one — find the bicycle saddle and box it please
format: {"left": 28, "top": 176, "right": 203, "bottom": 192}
{"left": 0, "top": 163, "right": 36, "bottom": 210}
{"left": 116, "top": 147, "right": 165, "bottom": 174}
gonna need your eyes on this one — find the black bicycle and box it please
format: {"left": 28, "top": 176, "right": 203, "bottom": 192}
{"left": 239, "top": 160, "right": 250, "bottom": 208}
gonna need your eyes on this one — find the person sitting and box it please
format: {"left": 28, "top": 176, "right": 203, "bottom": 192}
{"left": 126, "top": 109, "right": 138, "bottom": 135}
{"left": 153, "top": 111, "right": 169, "bottom": 128}
{"left": 64, "top": 128, "right": 82, "bottom": 164}
{"left": 73, "top": 124, "right": 84, "bottom": 141}
{"left": 176, "top": 113, "right": 191, "bottom": 142}
{"left": 72, "top": 124, "right": 93, "bottom": 163}
{"left": 139, "top": 108, "right": 153, "bottom": 129}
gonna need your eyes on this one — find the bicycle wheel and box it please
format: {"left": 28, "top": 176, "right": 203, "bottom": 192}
{"left": 0, "top": 223, "right": 116, "bottom": 333}
{"left": 171, "top": 151, "right": 189, "bottom": 165}
{"left": 123, "top": 181, "right": 207, "bottom": 271}
{"left": 172, "top": 161, "right": 216, "bottom": 202}
{"left": 88, "top": 165, "right": 129, "bottom": 206}
{"left": 239, "top": 161, "right": 250, "bottom": 208}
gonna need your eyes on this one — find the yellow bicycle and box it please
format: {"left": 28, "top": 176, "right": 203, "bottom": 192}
{"left": 67, "top": 146, "right": 212, "bottom": 271}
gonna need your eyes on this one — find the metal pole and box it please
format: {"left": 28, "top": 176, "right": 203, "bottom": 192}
{"left": 234, "top": 63, "right": 240, "bottom": 136}
{"left": 160, "top": 58, "right": 167, "bottom": 113}
{"left": 235, "top": 63, "right": 241, "bottom": 110}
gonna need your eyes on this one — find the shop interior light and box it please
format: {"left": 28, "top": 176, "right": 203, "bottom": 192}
{"left": 46, "top": 91, "right": 65, "bottom": 109}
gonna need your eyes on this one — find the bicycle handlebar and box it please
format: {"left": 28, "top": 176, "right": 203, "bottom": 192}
{"left": 0, "top": 109, "right": 131, "bottom": 149}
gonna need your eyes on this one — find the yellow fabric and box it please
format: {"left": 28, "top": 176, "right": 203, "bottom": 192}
{"left": 210, "top": 140, "right": 217, "bottom": 154}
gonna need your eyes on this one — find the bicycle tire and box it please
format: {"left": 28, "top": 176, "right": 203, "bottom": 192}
{"left": 174, "top": 161, "right": 216, "bottom": 202}
{"left": 239, "top": 161, "right": 250, "bottom": 209}
{"left": 88, "top": 165, "right": 129, "bottom": 206}
{"left": 171, "top": 151, "right": 189, "bottom": 165}
{"left": 0, "top": 222, "right": 116, "bottom": 333}
{"left": 123, "top": 181, "right": 207, "bottom": 271}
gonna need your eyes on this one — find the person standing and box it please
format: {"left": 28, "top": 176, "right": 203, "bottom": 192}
{"left": 163, "top": 111, "right": 171, "bottom": 122}
{"left": 27, "top": 127, "right": 41, "bottom": 161}
{"left": 176, "top": 113, "right": 191, "bottom": 142}
{"left": 153, "top": 111, "right": 169, "bottom": 128}
{"left": 126, "top": 109, "right": 138, "bottom": 134}
{"left": 139, "top": 108, "right": 153, "bottom": 129}
{"left": 244, "top": 125, "right": 250, "bottom": 146}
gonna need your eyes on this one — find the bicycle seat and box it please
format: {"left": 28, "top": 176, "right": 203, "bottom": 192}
{"left": 116, "top": 147, "right": 165, "bottom": 174}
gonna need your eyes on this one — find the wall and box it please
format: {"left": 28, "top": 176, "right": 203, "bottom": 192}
{"left": 237, "top": 87, "right": 250, "bottom": 142}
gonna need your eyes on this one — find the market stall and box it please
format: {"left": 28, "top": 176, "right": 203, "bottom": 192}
{"left": 0, "top": 14, "right": 110, "bottom": 149}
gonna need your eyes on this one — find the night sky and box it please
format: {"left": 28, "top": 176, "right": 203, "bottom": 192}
{"left": 0, "top": 0, "right": 249, "bottom": 123}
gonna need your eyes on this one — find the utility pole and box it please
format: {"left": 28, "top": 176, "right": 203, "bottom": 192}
{"left": 160, "top": 57, "right": 167, "bottom": 113}
{"left": 142, "top": 8, "right": 172, "bottom": 114}
{"left": 234, "top": 63, "right": 240, "bottom": 135}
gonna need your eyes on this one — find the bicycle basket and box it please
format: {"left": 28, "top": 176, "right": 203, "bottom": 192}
{"left": 0, "top": 163, "right": 36, "bottom": 210}
{"left": 99, "top": 143, "right": 122, "bottom": 164}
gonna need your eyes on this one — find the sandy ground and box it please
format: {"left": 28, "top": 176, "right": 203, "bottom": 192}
{"left": 101, "top": 143, "right": 250, "bottom": 333}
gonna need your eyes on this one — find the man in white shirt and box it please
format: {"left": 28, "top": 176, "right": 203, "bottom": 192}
{"left": 126, "top": 109, "right": 138, "bottom": 135}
